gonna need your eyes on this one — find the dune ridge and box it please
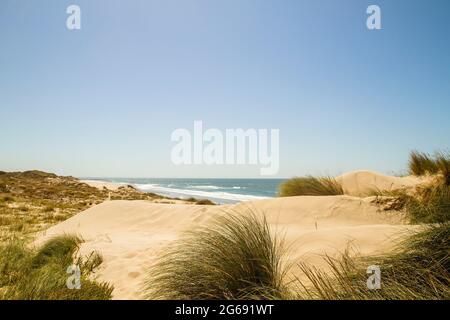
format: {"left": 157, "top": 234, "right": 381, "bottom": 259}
{"left": 38, "top": 170, "right": 423, "bottom": 299}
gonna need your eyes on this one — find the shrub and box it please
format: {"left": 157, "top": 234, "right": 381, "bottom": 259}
{"left": 195, "top": 199, "right": 216, "bottom": 205}
{"left": 145, "top": 212, "right": 288, "bottom": 299}
{"left": 278, "top": 176, "right": 343, "bottom": 197}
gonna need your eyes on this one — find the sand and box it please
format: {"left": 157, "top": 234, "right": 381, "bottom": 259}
{"left": 80, "top": 180, "right": 124, "bottom": 191}
{"left": 336, "top": 170, "right": 428, "bottom": 196}
{"left": 37, "top": 171, "right": 425, "bottom": 299}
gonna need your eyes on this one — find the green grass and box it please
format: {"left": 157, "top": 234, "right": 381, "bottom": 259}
{"left": 185, "top": 197, "right": 216, "bottom": 205}
{"left": 436, "top": 151, "right": 450, "bottom": 186}
{"left": 145, "top": 212, "right": 289, "bottom": 300}
{"left": 194, "top": 199, "right": 216, "bottom": 205}
{"left": 294, "top": 172, "right": 450, "bottom": 300}
{"left": 0, "top": 235, "right": 113, "bottom": 300}
{"left": 409, "top": 151, "right": 450, "bottom": 185}
{"left": 1, "top": 196, "right": 14, "bottom": 202}
{"left": 295, "top": 223, "right": 450, "bottom": 300}
{"left": 405, "top": 183, "right": 450, "bottom": 224}
{"left": 409, "top": 151, "right": 438, "bottom": 176}
{"left": 0, "top": 170, "right": 166, "bottom": 242}
{"left": 144, "top": 170, "right": 450, "bottom": 300}
{"left": 278, "top": 176, "right": 344, "bottom": 197}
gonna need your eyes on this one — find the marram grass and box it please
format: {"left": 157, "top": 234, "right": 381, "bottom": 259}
{"left": 409, "top": 150, "right": 450, "bottom": 185}
{"left": 145, "top": 212, "right": 289, "bottom": 300}
{"left": 0, "top": 235, "right": 113, "bottom": 300}
{"left": 145, "top": 174, "right": 450, "bottom": 300}
{"left": 278, "top": 176, "right": 344, "bottom": 197}
{"left": 294, "top": 223, "right": 450, "bottom": 300}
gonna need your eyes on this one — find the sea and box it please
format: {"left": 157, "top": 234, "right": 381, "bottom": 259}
{"left": 81, "top": 178, "right": 286, "bottom": 204}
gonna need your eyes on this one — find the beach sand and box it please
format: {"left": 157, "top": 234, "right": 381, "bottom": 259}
{"left": 37, "top": 171, "right": 425, "bottom": 299}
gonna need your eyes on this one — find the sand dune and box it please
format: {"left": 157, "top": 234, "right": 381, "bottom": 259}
{"left": 336, "top": 170, "right": 428, "bottom": 196}
{"left": 38, "top": 191, "right": 419, "bottom": 299}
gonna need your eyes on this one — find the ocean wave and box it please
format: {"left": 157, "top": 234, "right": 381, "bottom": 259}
{"left": 190, "top": 185, "right": 222, "bottom": 190}
{"left": 133, "top": 183, "right": 269, "bottom": 203}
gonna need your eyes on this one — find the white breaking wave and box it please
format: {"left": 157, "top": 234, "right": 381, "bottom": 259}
{"left": 133, "top": 183, "right": 269, "bottom": 202}
{"left": 190, "top": 185, "right": 222, "bottom": 190}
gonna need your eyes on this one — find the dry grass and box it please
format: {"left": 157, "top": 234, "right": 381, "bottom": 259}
{"left": 0, "top": 235, "right": 113, "bottom": 300}
{"left": 294, "top": 223, "right": 450, "bottom": 300}
{"left": 145, "top": 212, "right": 289, "bottom": 300}
{"left": 278, "top": 176, "right": 343, "bottom": 197}
{"left": 0, "top": 170, "right": 165, "bottom": 242}
{"left": 409, "top": 150, "right": 450, "bottom": 185}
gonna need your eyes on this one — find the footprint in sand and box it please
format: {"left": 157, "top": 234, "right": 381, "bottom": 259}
{"left": 128, "top": 271, "right": 140, "bottom": 279}
{"left": 124, "top": 252, "right": 137, "bottom": 259}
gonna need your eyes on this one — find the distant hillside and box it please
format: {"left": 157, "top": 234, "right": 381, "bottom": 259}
{"left": 0, "top": 170, "right": 162, "bottom": 242}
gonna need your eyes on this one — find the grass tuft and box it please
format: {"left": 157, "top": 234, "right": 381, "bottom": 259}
{"left": 409, "top": 151, "right": 438, "bottom": 176}
{"left": 145, "top": 212, "right": 288, "bottom": 300}
{"left": 194, "top": 199, "right": 216, "bottom": 205}
{"left": 0, "top": 235, "right": 113, "bottom": 300}
{"left": 409, "top": 150, "right": 450, "bottom": 185}
{"left": 405, "top": 183, "right": 450, "bottom": 224}
{"left": 278, "top": 176, "right": 343, "bottom": 197}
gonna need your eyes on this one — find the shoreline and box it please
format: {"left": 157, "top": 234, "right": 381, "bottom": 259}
{"left": 81, "top": 179, "right": 272, "bottom": 204}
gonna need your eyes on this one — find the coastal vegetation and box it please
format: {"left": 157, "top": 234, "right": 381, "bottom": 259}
{"left": 409, "top": 151, "right": 450, "bottom": 185}
{"left": 0, "top": 235, "right": 113, "bottom": 299}
{"left": 0, "top": 170, "right": 163, "bottom": 242}
{"left": 185, "top": 197, "right": 216, "bottom": 205}
{"left": 278, "top": 176, "right": 343, "bottom": 197}
{"left": 146, "top": 151, "right": 449, "bottom": 300}
{"left": 145, "top": 213, "right": 288, "bottom": 299}
{"left": 296, "top": 222, "right": 449, "bottom": 299}
{"left": 2, "top": 150, "right": 450, "bottom": 300}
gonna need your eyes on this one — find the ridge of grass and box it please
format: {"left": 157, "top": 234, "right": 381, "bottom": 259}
{"left": 278, "top": 176, "right": 344, "bottom": 197}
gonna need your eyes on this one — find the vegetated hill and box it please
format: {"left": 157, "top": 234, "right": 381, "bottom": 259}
{"left": 0, "top": 170, "right": 163, "bottom": 242}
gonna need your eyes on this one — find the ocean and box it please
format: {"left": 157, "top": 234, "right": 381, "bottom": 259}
{"left": 82, "top": 178, "right": 286, "bottom": 204}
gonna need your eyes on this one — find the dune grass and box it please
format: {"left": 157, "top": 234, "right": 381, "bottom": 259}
{"left": 144, "top": 203, "right": 449, "bottom": 300}
{"left": 436, "top": 152, "right": 450, "bottom": 186}
{"left": 145, "top": 212, "right": 289, "bottom": 300}
{"left": 144, "top": 168, "right": 450, "bottom": 300}
{"left": 409, "top": 151, "right": 438, "bottom": 176}
{"left": 409, "top": 151, "right": 450, "bottom": 185}
{"left": 0, "top": 235, "right": 113, "bottom": 300}
{"left": 185, "top": 197, "right": 216, "bottom": 205}
{"left": 405, "top": 183, "right": 450, "bottom": 224}
{"left": 278, "top": 176, "right": 343, "bottom": 197}
{"left": 295, "top": 223, "right": 450, "bottom": 300}
{"left": 295, "top": 171, "right": 450, "bottom": 300}
{"left": 370, "top": 181, "right": 450, "bottom": 224}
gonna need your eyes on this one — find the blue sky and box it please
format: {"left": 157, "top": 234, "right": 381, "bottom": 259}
{"left": 0, "top": 0, "right": 449, "bottom": 178}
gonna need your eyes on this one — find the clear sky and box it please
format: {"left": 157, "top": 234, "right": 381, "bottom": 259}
{"left": 1, "top": 0, "right": 449, "bottom": 178}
